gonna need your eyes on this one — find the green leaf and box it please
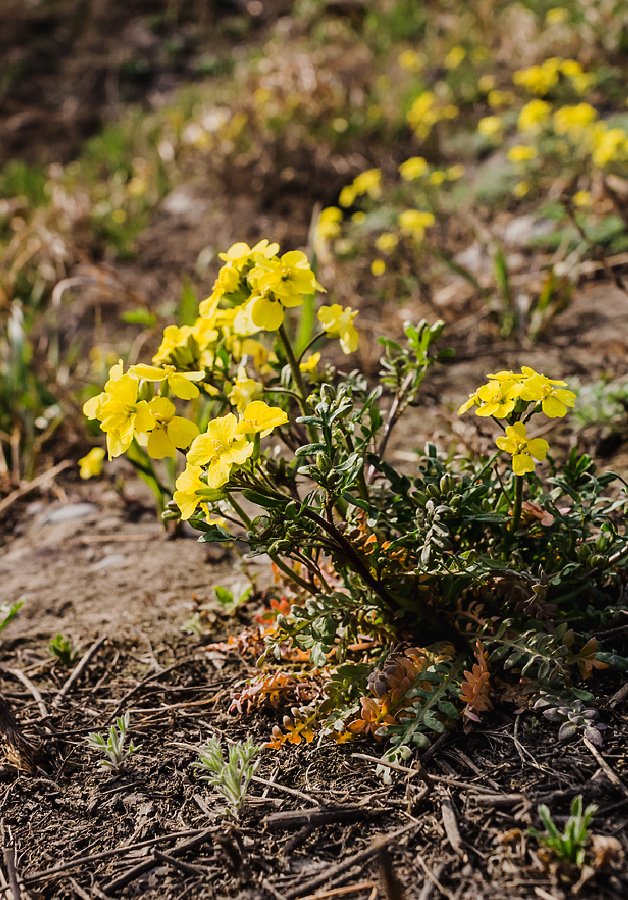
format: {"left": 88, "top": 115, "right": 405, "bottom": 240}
{"left": 241, "top": 490, "right": 286, "bottom": 509}
{"left": 121, "top": 308, "right": 157, "bottom": 327}
{"left": 341, "top": 492, "right": 372, "bottom": 512}
{"left": 198, "top": 525, "right": 234, "bottom": 543}
{"left": 296, "top": 416, "right": 324, "bottom": 428}
{"left": 215, "top": 586, "right": 234, "bottom": 607}
{"left": 295, "top": 443, "right": 327, "bottom": 457}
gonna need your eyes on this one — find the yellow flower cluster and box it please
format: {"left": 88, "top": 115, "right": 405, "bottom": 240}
{"left": 510, "top": 87, "right": 628, "bottom": 183}
{"left": 339, "top": 169, "right": 382, "bottom": 207}
{"left": 553, "top": 102, "right": 597, "bottom": 137}
{"left": 174, "top": 401, "right": 288, "bottom": 518}
{"left": 399, "top": 157, "right": 464, "bottom": 184}
{"left": 477, "top": 116, "right": 504, "bottom": 141}
{"left": 458, "top": 366, "right": 575, "bottom": 419}
{"left": 591, "top": 126, "right": 628, "bottom": 168}
{"left": 315, "top": 206, "right": 342, "bottom": 246}
{"left": 406, "top": 91, "right": 458, "bottom": 141}
{"left": 458, "top": 367, "right": 575, "bottom": 475}
{"left": 195, "top": 239, "right": 325, "bottom": 333}
{"left": 514, "top": 58, "right": 594, "bottom": 97}
{"left": 83, "top": 361, "right": 201, "bottom": 460}
{"left": 84, "top": 236, "right": 364, "bottom": 522}
{"left": 398, "top": 210, "right": 436, "bottom": 240}
{"left": 518, "top": 99, "right": 552, "bottom": 133}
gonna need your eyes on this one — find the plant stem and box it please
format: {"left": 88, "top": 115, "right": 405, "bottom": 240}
{"left": 296, "top": 331, "right": 324, "bottom": 364}
{"left": 302, "top": 506, "right": 397, "bottom": 613}
{"left": 511, "top": 474, "right": 524, "bottom": 534}
{"left": 278, "top": 322, "right": 318, "bottom": 445}
{"left": 278, "top": 323, "right": 310, "bottom": 414}
{"left": 227, "top": 492, "right": 316, "bottom": 596}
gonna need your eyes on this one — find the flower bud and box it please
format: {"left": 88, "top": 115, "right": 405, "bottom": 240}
{"left": 138, "top": 379, "right": 154, "bottom": 402}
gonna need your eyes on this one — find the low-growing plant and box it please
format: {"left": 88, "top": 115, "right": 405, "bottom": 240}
{"left": 86, "top": 713, "right": 138, "bottom": 772}
{"left": 0, "top": 601, "right": 24, "bottom": 634}
{"left": 213, "top": 582, "right": 253, "bottom": 616}
{"left": 529, "top": 796, "right": 597, "bottom": 869}
{"left": 194, "top": 737, "right": 261, "bottom": 817}
{"left": 85, "top": 238, "right": 628, "bottom": 764}
{"left": 49, "top": 634, "right": 79, "bottom": 667}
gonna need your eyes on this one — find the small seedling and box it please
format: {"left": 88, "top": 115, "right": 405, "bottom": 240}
{"left": 182, "top": 611, "right": 204, "bottom": 636}
{"left": 194, "top": 736, "right": 261, "bottom": 816}
{"left": 213, "top": 582, "right": 252, "bottom": 615}
{"left": 49, "top": 633, "right": 79, "bottom": 666}
{"left": 86, "top": 713, "right": 138, "bottom": 772}
{"left": 0, "top": 601, "right": 24, "bottom": 633}
{"left": 529, "top": 795, "right": 597, "bottom": 867}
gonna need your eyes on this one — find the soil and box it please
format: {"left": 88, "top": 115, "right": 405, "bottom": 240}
{"left": 1, "top": 3, "right": 628, "bottom": 899}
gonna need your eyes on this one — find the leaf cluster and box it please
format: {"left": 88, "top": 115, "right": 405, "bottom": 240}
{"left": 194, "top": 737, "right": 262, "bottom": 817}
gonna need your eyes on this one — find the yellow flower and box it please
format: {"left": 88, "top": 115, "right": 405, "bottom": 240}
{"left": 445, "top": 45, "right": 465, "bottom": 70}
{"left": 339, "top": 169, "right": 382, "bottom": 207}
{"left": 488, "top": 89, "right": 515, "bottom": 108}
{"left": 299, "top": 352, "right": 320, "bottom": 374}
{"left": 457, "top": 390, "right": 481, "bottom": 415}
{"left": 406, "top": 92, "right": 457, "bottom": 139}
{"left": 248, "top": 251, "right": 324, "bottom": 330}
{"left": 398, "top": 49, "right": 423, "bottom": 72}
{"left": 591, "top": 126, "right": 628, "bottom": 168}
{"left": 130, "top": 363, "right": 205, "bottom": 400}
{"left": 317, "top": 304, "right": 359, "bottom": 354}
{"left": 428, "top": 171, "right": 446, "bottom": 186}
{"left": 187, "top": 413, "right": 254, "bottom": 487}
{"left": 513, "top": 181, "right": 530, "bottom": 198}
{"left": 474, "top": 377, "right": 520, "bottom": 418}
{"left": 151, "top": 322, "right": 217, "bottom": 369}
{"left": 573, "top": 190, "right": 592, "bottom": 207}
{"left": 508, "top": 145, "right": 538, "bottom": 163}
{"left": 218, "top": 239, "right": 279, "bottom": 270}
{"left": 371, "top": 259, "right": 386, "bottom": 276}
{"left": 251, "top": 250, "right": 321, "bottom": 303}
{"left": 398, "top": 156, "right": 428, "bottom": 181}
{"left": 406, "top": 92, "right": 438, "bottom": 140}
{"left": 446, "top": 164, "right": 465, "bottom": 180}
{"left": 518, "top": 99, "right": 552, "bottom": 133}
{"left": 240, "top": 337, "right": 276, "bottom": 374}
{"left": 375, "top": 232, "right": 399, "bottom": 253}
{"left": 199, "top": 265, "right": 241, "bottom": 314}
{"left": 472, "top": 47, "right": 490, "bottom": 63}
{"left": 316, "top": 206, "right": 342, "bottom": 243}
{"left": 237, "top": 401, "right": 288, "bottom": 436}
{"left": 398, "top": 210, "right": 435, "bottom": 240}
{"left": 517, "top": 367, "right": 575, "bottom": 417}
{"left": 546, "top": 7, "right": 568, "bottom": 25}
{"left": 553, "top": 103, "right": 597, "bottom": 138}
{"left": 94, "top": 370, "right": 156, "bottom": 460}
{"left": 228, "top": 366, "right": 263, "bottom": 413}
{"left": 173, "top": 464, "right": 207, "bottom": 520}
{"left": 478, "top": 74, "right": 496, "bottom": 93}
{"left": 477, "top": 116, "right": 504, "bottom": 140}
{"left": 571, "top": 72, "right": 595, "bottom": 95}
{"left": 496, "top": 422, "right": 549, "bottom": 476}
{"left": 141, "top": 397, "right": 199, "bottom": 459}
{"left": 513, "top": 62, "right": 560, "bottom": 96}
{"left": 232, "top": 301, "right": 263, "bottom": 337}
{"left": 78, "top": 447, "right": 105, "bottom": 480}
